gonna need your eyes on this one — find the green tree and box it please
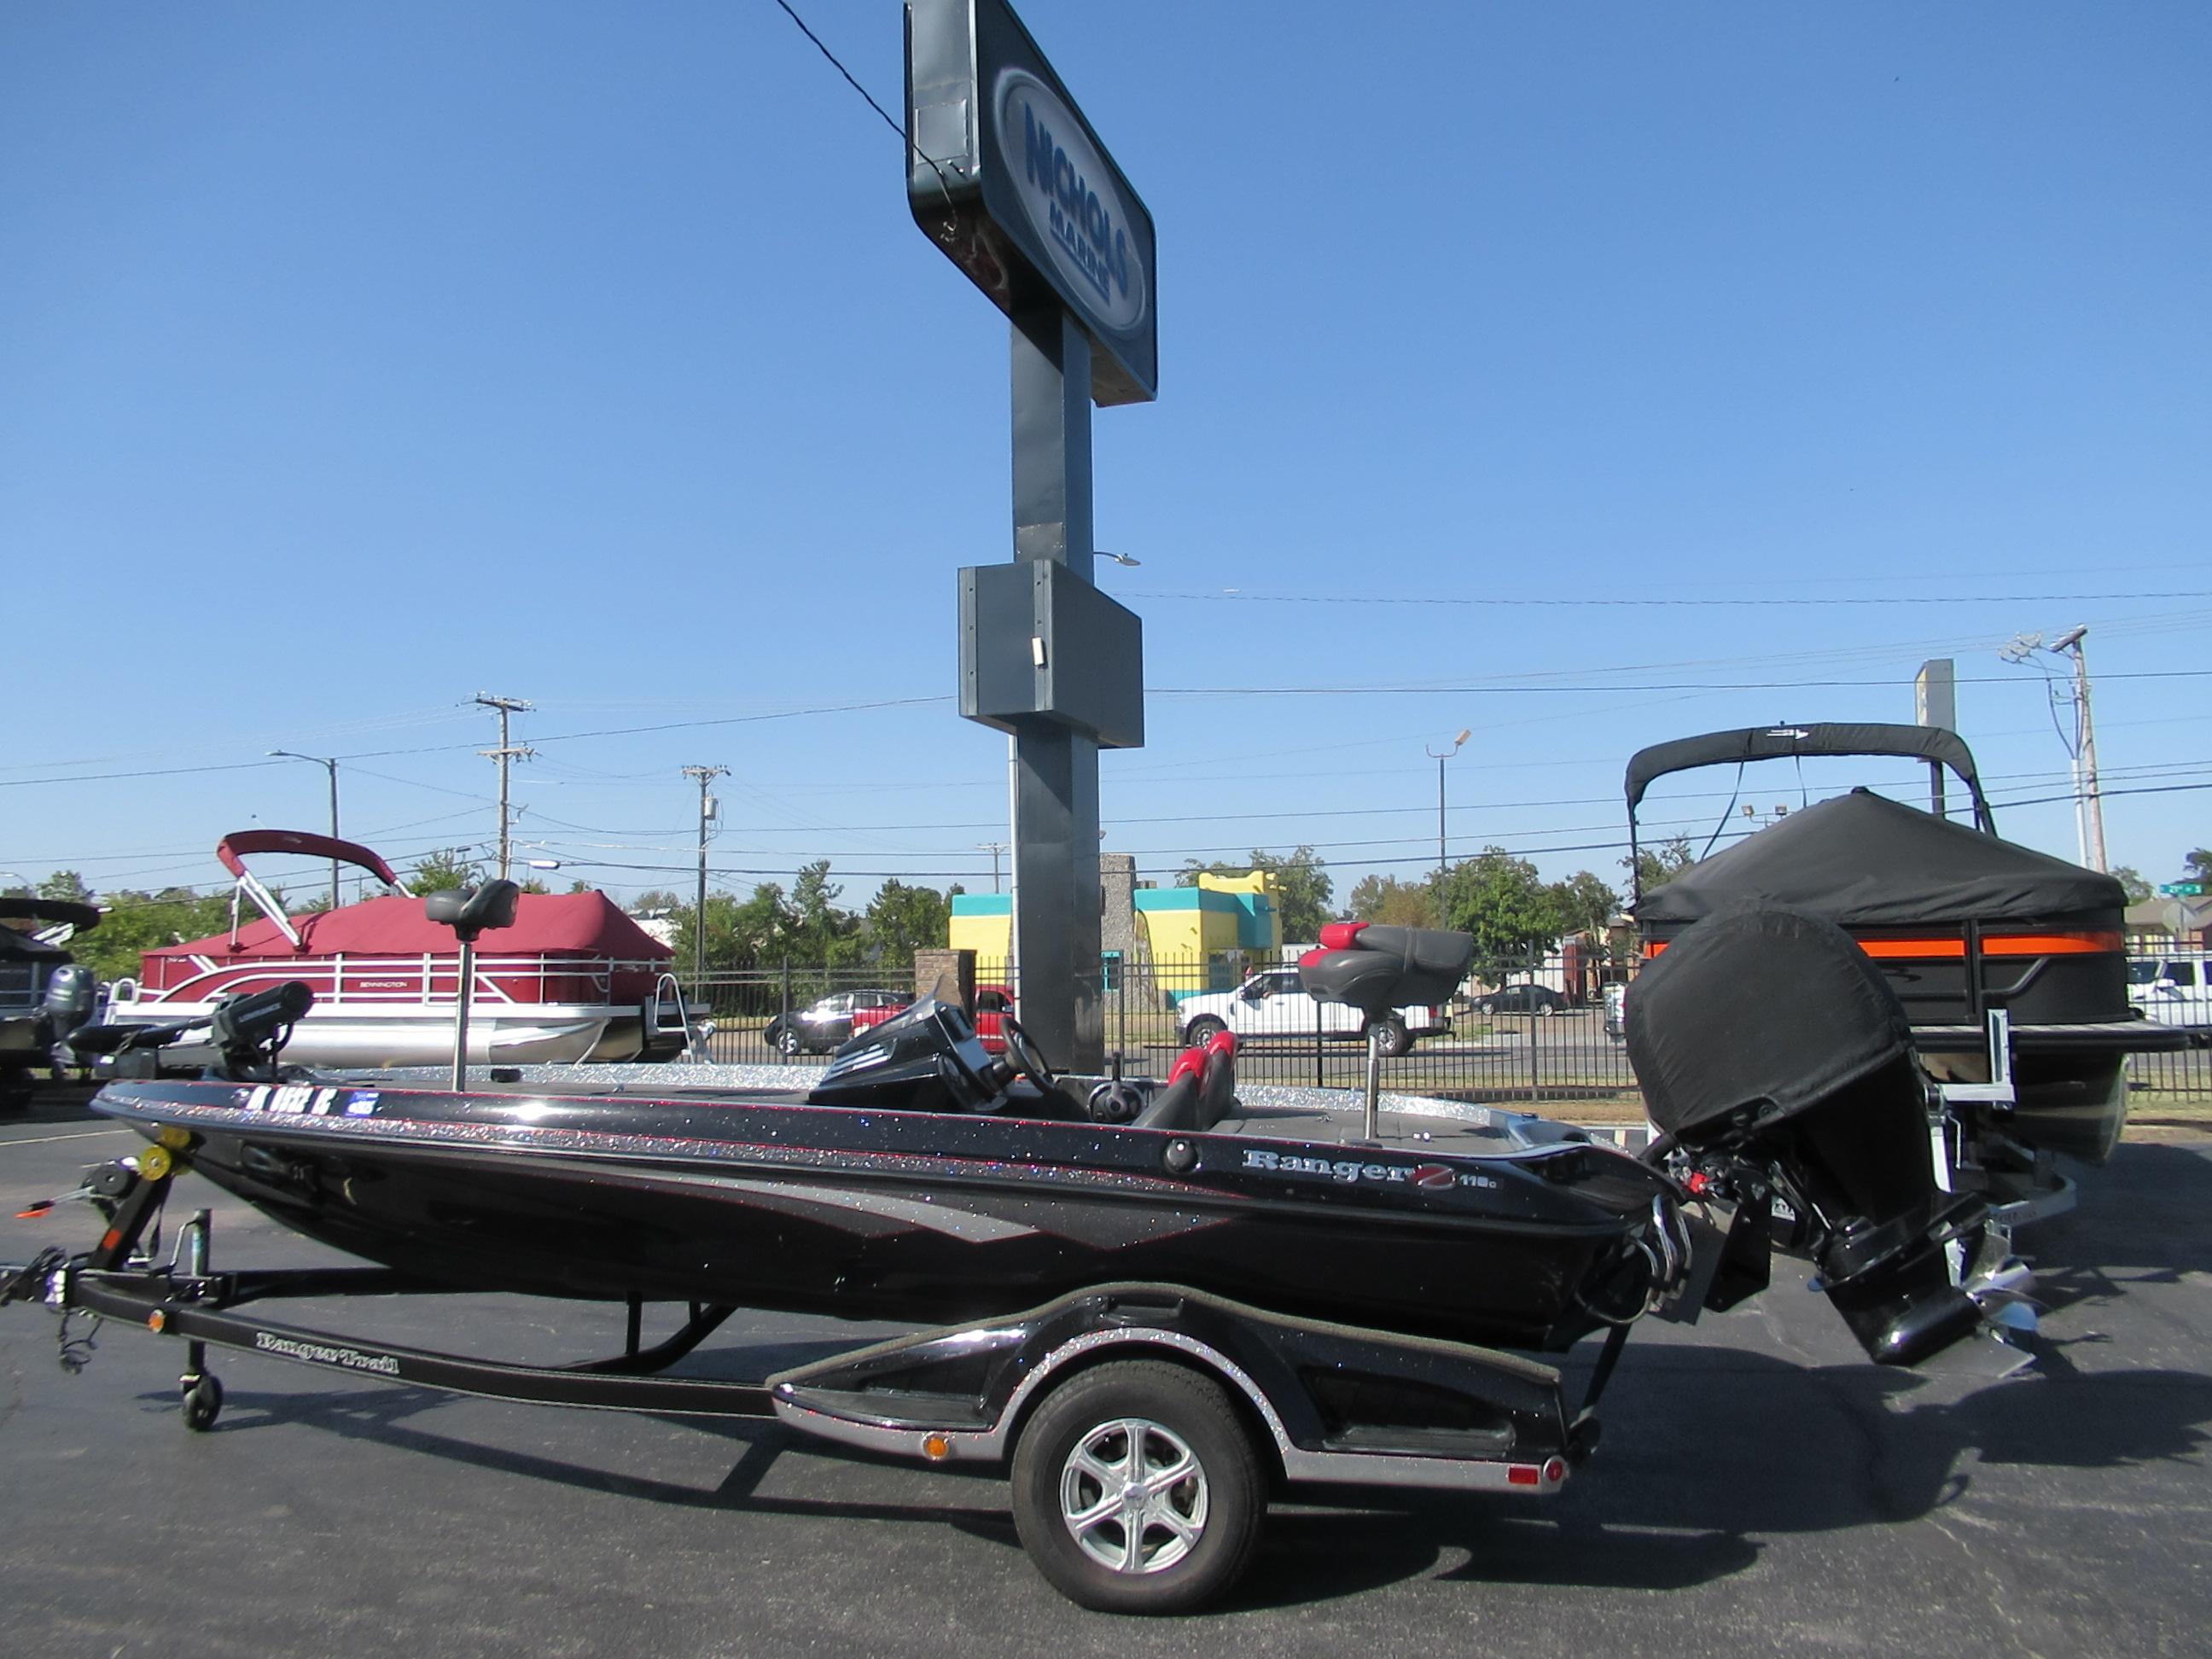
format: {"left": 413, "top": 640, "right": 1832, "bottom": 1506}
{"left": 1179, "top": 847, "right": 1334, "bottom": 941}
{"left": 406, "top": 847, "right": 481, "bottom": 894}
{"left": 1548, "top": 870, "right": 1621, "bottom": 938}
{"left": 2110, "top": 865, "right": 2153, "bottom": 905}
{"left": 62, "top": 886, "right": 240, "bottom": 982}
{"left": 1624, "top": 835, "right": 1696, "bottom": 897}
{"left": 1346, "top": 872, "right": 1441, "bottom": 928}
{"left": 38, "top": 871, "right": 95, "bottom": 905}
{"left": 862, "top": 879, "right": 952, "bottom": 963}
{"left": 2186, "top": 849, "right": 2212, "bottom": 885}
{"left": 1437, "top": 847, "right": 1563, "bottom": 984}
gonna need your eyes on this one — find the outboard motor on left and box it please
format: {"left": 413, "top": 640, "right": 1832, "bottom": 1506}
{"left": 1627, "top": 903, "right": 1997, "bottom": 1366}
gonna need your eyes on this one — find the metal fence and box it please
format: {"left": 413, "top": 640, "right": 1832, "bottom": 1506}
{"left": 687, "top": 941, "right": 2209, "bottom": 1109}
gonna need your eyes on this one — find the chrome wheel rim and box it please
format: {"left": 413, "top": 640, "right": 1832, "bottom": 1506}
{"left": 1057, "top": 1416, "right": 1208, "bottom": 1575}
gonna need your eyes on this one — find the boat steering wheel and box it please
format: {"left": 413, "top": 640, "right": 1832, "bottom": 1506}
{"left": 998, "top": 1016, "right": 1055, "bottom": 1092}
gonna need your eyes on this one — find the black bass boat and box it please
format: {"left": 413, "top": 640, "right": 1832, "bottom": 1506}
{"left": 7, "top": 905, "right": 2032, "bottom": 1613}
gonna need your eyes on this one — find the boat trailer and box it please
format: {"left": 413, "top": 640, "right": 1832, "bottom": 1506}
{"left": 3, "top": 1139, "right": 1681, "bottom": 1615}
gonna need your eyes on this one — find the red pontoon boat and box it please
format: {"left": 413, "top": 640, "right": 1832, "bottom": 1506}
{"left": 102, "top": 831, "right": 695, "bottom": 1067}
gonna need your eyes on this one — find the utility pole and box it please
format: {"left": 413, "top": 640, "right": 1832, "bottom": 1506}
{"left": 683, "top": 765, "right": 729, "bottom": 991}
{"left": 979, "top": 842, "right": 1007, "bottom": 894}
{"left": 2051, "top": 626, "right": 2108, "bottom": 872}
{"left": 474, "top": 693, "right": 534, "bottom": 882}
{"left": 2001, "top": 629, "right": 2107, "bottom": 872}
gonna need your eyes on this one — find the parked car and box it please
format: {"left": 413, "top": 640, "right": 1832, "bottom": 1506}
{"left": 1174, "top": 967, "right": 1451, "bottom": 1058}
{"left": 847, "top": 983, "right": 1017, "bottom": 1054}
{"left": 2128, "top": 955, "right": 2212, "bottom": 1031}
{"left": 764, "top": 988, "right": 913, "bottom": 1055}
{"left": 1470, "top": 983, "right": 1568, "bottom": 1017}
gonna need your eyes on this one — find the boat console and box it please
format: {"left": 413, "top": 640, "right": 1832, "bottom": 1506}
{"left": 806, "top": 993, "right": 1238, "bottom": 1131}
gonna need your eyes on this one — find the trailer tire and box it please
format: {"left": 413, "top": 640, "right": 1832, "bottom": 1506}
{"left": 1010, "top": 1359, "right": 1264, "bottom": 1615}
{"left": 182, "top": 1373, "right": 223, "bottom": 1432}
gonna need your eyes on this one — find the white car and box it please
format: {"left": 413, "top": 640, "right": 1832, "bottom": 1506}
{"left": 2128, "top": 955, "right": 2211, "bottom": 1029}
{"left": 1175, "top": 967, "right": 1451, "bottom": 1057}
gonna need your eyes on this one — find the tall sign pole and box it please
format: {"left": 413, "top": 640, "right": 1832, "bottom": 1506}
{"left": 906, "top": 0, "right": 1155, "bottom": 1072}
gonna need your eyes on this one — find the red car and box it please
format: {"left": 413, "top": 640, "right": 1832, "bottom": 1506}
{"left": 849, "top": 983, "right": 1016, "bottom": 1053}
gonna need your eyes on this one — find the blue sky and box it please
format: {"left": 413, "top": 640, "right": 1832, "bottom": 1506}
{"left": 3, "top": 2, "right": 2206, "bottom": 911}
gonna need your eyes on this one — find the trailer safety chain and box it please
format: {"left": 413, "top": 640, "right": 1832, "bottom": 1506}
{"left": 55, "top": 1301, "right": 102, "bottom": 1375}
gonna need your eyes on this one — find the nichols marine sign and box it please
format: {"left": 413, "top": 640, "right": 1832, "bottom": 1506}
{"left": 905, "top": 0, "right": 1159, "bottom": 405}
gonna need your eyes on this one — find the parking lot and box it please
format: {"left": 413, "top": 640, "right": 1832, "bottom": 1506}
{"left": 3, "top": 1097, "right": 2208, "bottom": 1658}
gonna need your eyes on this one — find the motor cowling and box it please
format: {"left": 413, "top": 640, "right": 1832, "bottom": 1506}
{"left": 1627, "top": 903, "right": 1987, "bottom": 1366}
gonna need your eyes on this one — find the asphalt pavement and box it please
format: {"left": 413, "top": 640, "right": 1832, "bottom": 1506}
{"left": 3, "top": 1097, "right": 2207, "bottom": 1658}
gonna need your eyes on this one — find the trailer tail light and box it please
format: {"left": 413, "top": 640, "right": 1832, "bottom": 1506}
{"left": 1508, "top": 1464, "right": 1540, "bottom": 1487}
{"left": 1544, "top": 1457, "right": 1567, "bottom": 1484}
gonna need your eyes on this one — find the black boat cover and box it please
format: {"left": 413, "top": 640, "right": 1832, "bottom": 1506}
{"left": 1624, "top": 723, "right": 1993, "bottom": 828}
{"left": 0, "top": 926, "right": 74, "bottom": 964}
{"left": 1636, "top": 790, "right": 2123, "bottom": 928}
{"left": 1627, "top": 904, "right": 1915, "bottom": 1139}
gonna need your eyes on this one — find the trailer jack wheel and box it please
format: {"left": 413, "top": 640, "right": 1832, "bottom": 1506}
{"left": 182, "top": 1372, "right": 224, "bottom": 1432}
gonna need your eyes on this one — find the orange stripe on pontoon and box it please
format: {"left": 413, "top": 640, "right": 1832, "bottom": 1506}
{"left": 1644, "top": 929, "right": 2122, "bottom": 959}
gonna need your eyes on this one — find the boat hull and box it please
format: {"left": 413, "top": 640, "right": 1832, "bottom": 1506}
{"left": 94, "top": 1079, "right": 1677, "bottom": 1353}
{"left": 102, "top": 1003, "right": 639, "bottom": 1068}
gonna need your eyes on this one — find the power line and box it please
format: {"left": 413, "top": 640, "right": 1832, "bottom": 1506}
{"left": 1133, "top": 589, "right": 2212, "bottom": 608}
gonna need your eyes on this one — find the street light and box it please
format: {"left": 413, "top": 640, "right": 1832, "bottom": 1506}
{"left": 1425, "top": 730, "right": 1472, "bottom": 881}
{"left": 1097, "top": 550, "right": 1142, "bottom": 568}
{"left": 267, "top": 750, "right": 341, "bottom": 910}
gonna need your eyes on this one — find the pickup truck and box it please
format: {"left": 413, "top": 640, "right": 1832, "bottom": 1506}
{"left": 2128, "top": 955, "right": 2211, "bottom": 1033}
{"left": 1174, "top": 966, "right": 1451, "bottom": 1057}
{"left": 849, "top": 983, "right": 1016, "bottom": 1053}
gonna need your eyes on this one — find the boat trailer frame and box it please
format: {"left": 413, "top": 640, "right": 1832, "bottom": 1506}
{"left": 6, "top": 1147, "right": 1632, "bottom": 1494}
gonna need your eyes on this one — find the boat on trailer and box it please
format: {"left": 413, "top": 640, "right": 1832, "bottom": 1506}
{"left": 0, "top": 898, "right": 101, "bottom": 1110}
{"left": 1625, "top": 722, "right": 2187, "bottom": 1218}
{"left": 7, "top": 906, "right": 2036, "bottom": 1612}
{"left": 102, "top": 830, "right": 697, "bottom": 1068}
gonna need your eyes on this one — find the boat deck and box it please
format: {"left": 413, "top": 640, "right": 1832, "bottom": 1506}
{"left": 342, "top": 1063, "right": 1589, "bottom": 1155}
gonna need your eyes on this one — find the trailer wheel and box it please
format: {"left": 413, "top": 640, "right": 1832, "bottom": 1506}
{"left": 1010, "top": 1359, "right": 1263, "bottom": 1615}
{"left": 182, "top": 1373, "right": 224, "bottom": 1432}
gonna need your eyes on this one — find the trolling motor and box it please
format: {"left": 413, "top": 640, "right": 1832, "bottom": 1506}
{"left": 68, "top": 981, "right": 316, "bottom": 1082}
{"left": 425, "top": 880, "right": 521, "bottom": 1091}
{"left": 1299, "top": 923, "right": 1475, "bottom": 1138}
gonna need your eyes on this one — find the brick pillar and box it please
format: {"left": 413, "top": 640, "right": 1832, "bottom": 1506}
{"left": 912, "top": 948, "right": 976, "bottom": 1014}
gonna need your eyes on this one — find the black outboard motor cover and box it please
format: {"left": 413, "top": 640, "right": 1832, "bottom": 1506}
{"left": 1298, "top": 923, "right": 1473, "bottom": 1016}
{"left": 1627, "top": 903, "right": 1985, "bottom": 1366}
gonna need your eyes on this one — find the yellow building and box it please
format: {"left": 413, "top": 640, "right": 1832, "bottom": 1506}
{"left": 949, "top": 870, "right": 1281, "bottom": 998}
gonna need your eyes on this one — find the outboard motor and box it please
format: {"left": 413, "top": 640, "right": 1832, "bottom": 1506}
{"left": 1299, "top": 923, "right": 1474, "bottom": 1138}
{"left": 39, "top": 963, "right": 99, "bottom": 1062}
{"left": 1627, "top": 903, "right": 1991, "bottom": 1366}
